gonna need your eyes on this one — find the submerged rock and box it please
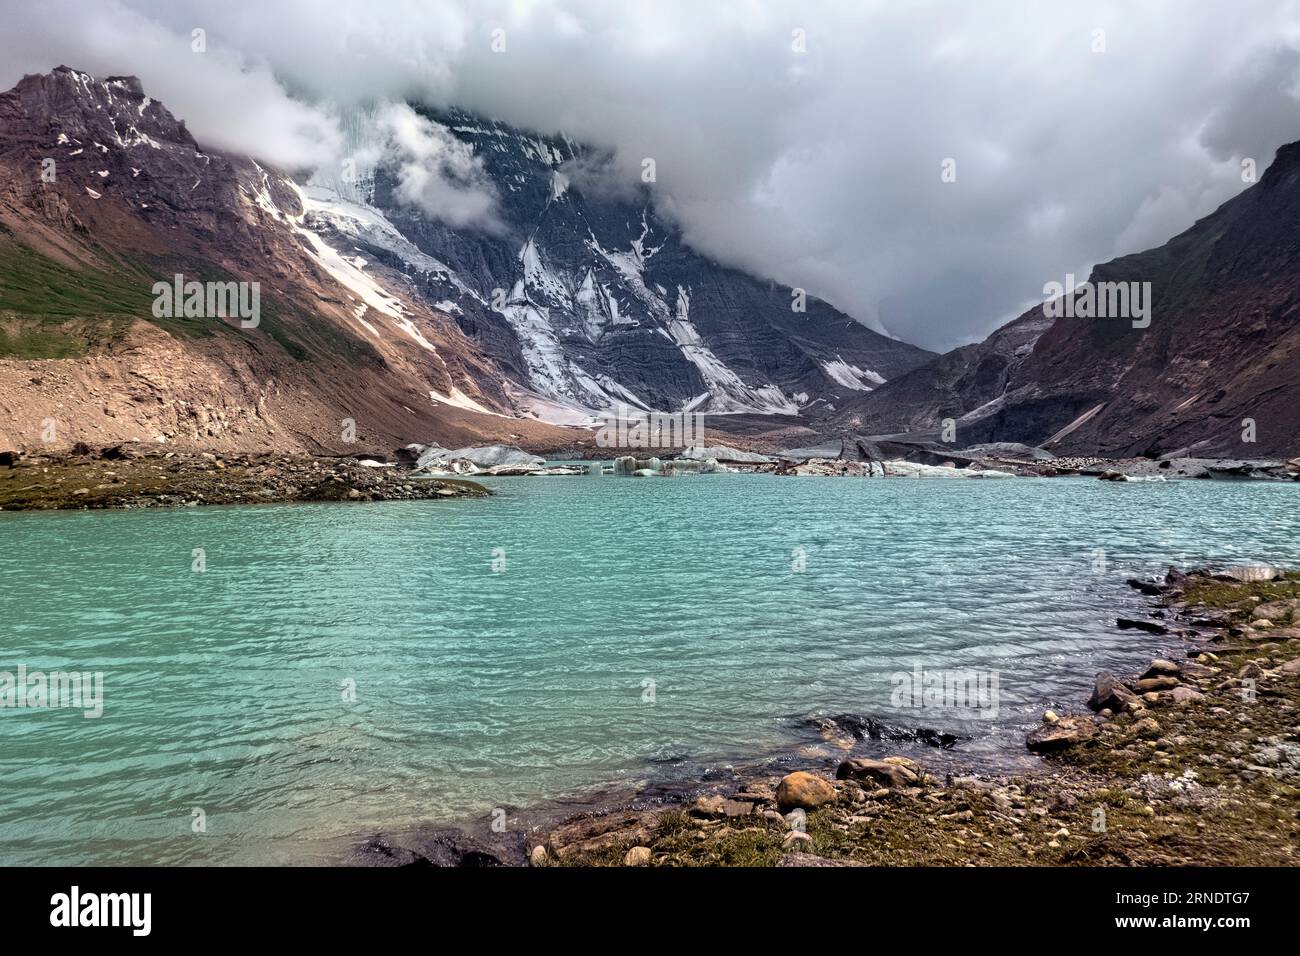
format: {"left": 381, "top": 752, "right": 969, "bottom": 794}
{"left": 808, "top": 713, "right": 966, "bottom": 749}
{"left": 1126, "top": 577, "right": 1163, "bottom": 596}
{"left": 353, "top": 827, "right": 526, "bottom": 867}
{"left": 1117, "top": 618, "right": 1169, "bottom": 635}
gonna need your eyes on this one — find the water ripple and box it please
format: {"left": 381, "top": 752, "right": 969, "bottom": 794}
{"left": 0, "top": 475, "right": 1297, "bottom": 863}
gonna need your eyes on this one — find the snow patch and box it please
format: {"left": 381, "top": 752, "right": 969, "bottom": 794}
{"left": 551, "top": 170, "right": 569, "bottom": 199}
{"left": 822, "top": 356, "right": 885, "bottom": 391}
{"left": 666, "top": 286, "right": 797, "bottom": 415}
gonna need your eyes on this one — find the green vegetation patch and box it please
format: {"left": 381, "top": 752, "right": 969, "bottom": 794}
{"left": 1182, "top": 575, "right": 1300, "bottom": 615}
{"left": 0, "top": 244, "right": 383, "bottom": 366}
{"left": 0, "top": 243, "right": 156, "bottom": 357}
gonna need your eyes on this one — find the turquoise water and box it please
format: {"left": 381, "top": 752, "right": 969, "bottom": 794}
{"left": 1, "top": 474, "right": 1297, "bottom": 865}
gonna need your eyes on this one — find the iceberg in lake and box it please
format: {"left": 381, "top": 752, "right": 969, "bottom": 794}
{"left": 416, "top": 444, "right": 545, "bottom": 471}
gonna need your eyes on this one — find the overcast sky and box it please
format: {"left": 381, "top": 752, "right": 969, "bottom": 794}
{"left": 3, "top": 0, "right": 1299, "bottom": 350}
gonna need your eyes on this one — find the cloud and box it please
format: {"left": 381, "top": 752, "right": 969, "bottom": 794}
{"left": 0, "top": 0, "right": 343, "bottom": 170}
{"left": 371, "top": 103, "right": 504, "bottom": 232}
{"left": 3, "top": 0, "right": 1300, "bottom": 349}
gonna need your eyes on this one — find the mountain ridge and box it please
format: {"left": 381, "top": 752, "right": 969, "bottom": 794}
{"left": 0, "top": 67, "right": 932, "bottom": 454}
{"left": 832, "top": 144, "right": 1300, "bottom": 458}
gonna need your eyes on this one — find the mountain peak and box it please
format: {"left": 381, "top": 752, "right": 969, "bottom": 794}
{"left": 2, "top": 65, "right": 197, "bottom": 160}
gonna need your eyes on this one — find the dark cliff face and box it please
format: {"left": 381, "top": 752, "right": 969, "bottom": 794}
{"left": 835, "top": 145, "right": 1300, "bottom": 458}
{"left": 327, "top": 106, "right": 934, "bottom": 420}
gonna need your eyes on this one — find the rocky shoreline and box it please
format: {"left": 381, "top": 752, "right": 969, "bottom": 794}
{"left": 357, "top": 564, "right": 1300, "bottom": 867}
{"left": 10, "top": 439, "right": 1293, "bottom": 507}
{"left": 0, "top": 443, "right": 488, "bottom": 510}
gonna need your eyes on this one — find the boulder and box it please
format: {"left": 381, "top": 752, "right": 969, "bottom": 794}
{"left": 693, "top": 794, "right": 755, "bottom": 819}
{"left": 1088, "top": 671, "right": 1138, "bottom": 712}
{"left": 1140, "top": 659, "right": 1181, "bottom": 679}
{"left": 1026, "top": 715, "right": 1098, "bottom": 753}
{"left": 1135, "top": 676, "right": 1180, "bottom": 693}
{"left": 547, "top": 811, "right": 658, "bottom": 859}
{"left": 623, "top": 846, "right": 652, "bottom": 866}
{"left": 835, "top": 757, "right": 922, "bottom": 789}
{"left": 1132, "top": 717, "right": 1162, "bottom": 738}
{"left": 1170, "top": 686, "right": 1205, "bottom": 705}
{"left": 775, "top": 772, "right": 836, "bottom": 812}
{"left": 1276, "top": 657, "right": 1300, "bottom": 676}
{"left": 1222, "top": 564, "right": 1283, "bottom": 583}
{"left": 1190, "top": 609, "right": 1231, "bottom": 628}
{"left": 1252, "top": 600, "right": 1297, "bottom": 621}
{"left": 691, "top": 794, "right": 726, "bottom": 817}
{"left": 720, "top": 799, "right": 756, "bottom": 818}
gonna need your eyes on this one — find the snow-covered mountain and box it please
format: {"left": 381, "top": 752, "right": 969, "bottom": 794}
{"left": 0, "top": 69, "right": 931, "bottom": 454}
{"left": 304, "top": 105, "right": 933, "bottom": 424}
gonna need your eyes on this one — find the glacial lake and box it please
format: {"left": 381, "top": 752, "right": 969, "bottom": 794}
{"left": 1, "top": 473, "right": 1296, "bottom": 864}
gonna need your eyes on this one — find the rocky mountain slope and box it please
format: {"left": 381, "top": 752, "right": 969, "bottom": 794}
{"left": 308, "top": 104, "right": 932, "bottom": 423}
{"left": 834, "top": 145, "right": 1300, "bottom": 458}
{"left": 0, "top": 68, "right": 931, "bottom": 455}
{"left": 0, "top": 66, "right": 579, "bottom": 454}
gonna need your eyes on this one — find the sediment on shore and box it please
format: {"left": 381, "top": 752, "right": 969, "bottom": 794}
{"left": 359, "top": 564, "right": 1300, "bottom": 867}
{"left": 0, "top": 443, "right": 487, "bottom": 510}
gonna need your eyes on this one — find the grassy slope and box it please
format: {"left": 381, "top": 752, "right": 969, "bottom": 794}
{"left": 0, "top": 242, "right": 383, "bottom": 367}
